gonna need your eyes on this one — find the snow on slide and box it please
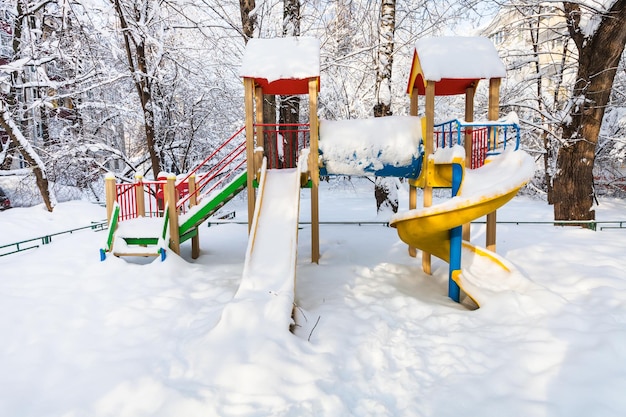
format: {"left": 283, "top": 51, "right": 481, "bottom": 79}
{"left": 183, "top": 164, "right": 316, "bottom": 396}
{"left": 207, "top": 162, "right": 302, "bottom": 335}
{"left": 390, "top": 149, "right": 536, "bottom": 305}
{"left": 455, "top": 243, "right": 536, "bottom": 306}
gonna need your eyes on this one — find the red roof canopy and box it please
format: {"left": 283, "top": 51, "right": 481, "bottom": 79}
{"left": 406, "top": 37, "right": 505, "bottom": 96}
{"left": 409, "top": 73, "right": 478, "bottom": 96}
{"left": 250, "top": 77, "right": 320, "bottom": 95}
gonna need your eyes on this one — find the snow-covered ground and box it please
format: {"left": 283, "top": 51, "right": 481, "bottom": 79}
{"left": 1, "top": 179, "right": 626, "bottom": 416}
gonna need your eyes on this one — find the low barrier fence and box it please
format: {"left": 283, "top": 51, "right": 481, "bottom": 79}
{"left": 1, "top": 219, "right": 624, "bottom": 258}
{"left": 0, "top": 221, "right": 107, "bottom": 257}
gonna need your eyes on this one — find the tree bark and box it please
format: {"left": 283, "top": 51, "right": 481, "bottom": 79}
{"left": 374, "top": 0, "right": 395, "bottom": 119}
{"left": 373, "top": 0, "right": 397, "bottom": 213}
{"left": 553, "top": 0, "right": 626, "bottom": 223}
{"left": 239, "top": 0, "right": 256, "bottom": 42}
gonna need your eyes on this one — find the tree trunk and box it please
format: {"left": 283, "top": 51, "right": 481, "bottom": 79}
{"left": 0, "top": 104, "right": 55, "bottom": 212}
{"left": 553, "top": 0, "right": 626, "bottom": 223}
{"left": 135, "top": 41, "right": 161, "bottom": 179}
{"left": 279, "top": 0, "right": 301, "bottom": 169}
{"left": 373, "top": 0, "right": 396, "bottom": 214}
{"left": 113, "top": 0, "right": 162, "bottom": 179}
{"left": 0, "top": 139, "right": 17, "bottom": 170}
{"left": 375, "top": 177, "right": 398, "bottom": 213}
{"left": 239, "top": 0, "right": 256, "bottom": 42}
{"left": 374, "top": 0, "right": 395, "bottom": 119}
{"left": 279, "top": 95, "right": 300, "bottom": 168}
{"left": 553, "top": 139, "right": 596, "bottom": 221}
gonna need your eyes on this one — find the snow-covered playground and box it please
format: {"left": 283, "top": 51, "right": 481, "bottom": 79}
{"left": 2, "top": 183, "right": 626, "bottom": 416}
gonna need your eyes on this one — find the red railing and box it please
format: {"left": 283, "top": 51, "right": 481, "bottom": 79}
{"left": 470, "top": 127, "right": 489, "bottom": 168}
{"left": 176, "top": 128, "right": 247, "bottom": 213}
{"left": 257, "top": 123, "right": 310, "bottom": 169}
{"left": 114, "top": 177, "right": 172, "bottom": 221}
{"left": 115, "top": 127, "right": 247, "bottom": 221}
{"left": 433, "top": 127, "right": 488, "bottom": 169}
{"left": 115, "top": 183, "right": 137, "bottom": 221}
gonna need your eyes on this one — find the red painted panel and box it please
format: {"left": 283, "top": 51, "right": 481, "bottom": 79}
{"left": 252, "top": 77, "right": 320, "bottom": 95}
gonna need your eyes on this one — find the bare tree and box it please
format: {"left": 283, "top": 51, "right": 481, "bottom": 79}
{"left": 111, "top": 0, "right": 163, "bottom": 180}
{"left": 0, "top": 0, "right": 60, "bottom": 211}
{"left": 482, "top": 3, "right": 574, "bottom": 197}
{"left": 0, "top": 101, "right": 55, "bottom": 211}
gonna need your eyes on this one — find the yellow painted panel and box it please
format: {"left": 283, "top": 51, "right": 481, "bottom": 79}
{"left": 390, "top": 186, "right": 521, "bottom": 263}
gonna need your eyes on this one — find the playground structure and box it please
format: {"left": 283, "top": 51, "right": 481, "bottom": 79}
{"left": 390, "top": 36, "right": 534, "bottom": 303}
{"left": 101, "top": 36, "right": 534, "bottom": 314}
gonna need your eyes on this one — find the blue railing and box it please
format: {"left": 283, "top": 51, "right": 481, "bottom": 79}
{"left": 433, "top": 119, "right": 520, "bottom": 168}
{"left": 434, "top": 119, "right": 520, "bottom": 150}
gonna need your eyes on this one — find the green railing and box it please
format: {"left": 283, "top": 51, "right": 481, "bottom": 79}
{"left": 0, "top": 221, "right": 108, "bottom": 257}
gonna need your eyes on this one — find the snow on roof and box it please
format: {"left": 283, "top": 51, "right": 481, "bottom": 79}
{"left": 415, "top": 36, "right": 506, "bottom": 82}
{"left": 239, "top": 37, "right": 320, "bottom": 83}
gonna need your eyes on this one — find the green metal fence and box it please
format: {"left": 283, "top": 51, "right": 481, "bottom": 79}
{"left": 0, "top": 221, "right": 108, "bottom": 257}
{"left": 1, "top": 218, "right": 624, "bottom": 258}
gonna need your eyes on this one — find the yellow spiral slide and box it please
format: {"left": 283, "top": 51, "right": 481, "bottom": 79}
{"left": 389, "top": 149, "right": 535, "bottom": 306}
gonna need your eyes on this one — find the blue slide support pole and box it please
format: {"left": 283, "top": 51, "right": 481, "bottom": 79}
{"left": 448, "top": 161, "right": 464, "bottom": 302}
{"left": 449, "top": 226, "right": 462, "bottom": 302}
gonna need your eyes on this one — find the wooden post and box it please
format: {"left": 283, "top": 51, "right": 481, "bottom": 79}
{"left": 422, "top": 80, "right": 435, "bottom": 274}
{"left": 464, "top": 84, "right": 476, "bottom": 167}
{"left": 309, "top": 78, "right": 320, "bottom": 263}
{"left": 255, "top": 86, "right": 264, "bottom": 151}
{"left": 463, "top": 84, "right": 475, "bottom": 242}
{"left": 188, "top": 174, "right": 200, "bottom": 259}
{"left": 134, "top": 173, "right": 145, "bottom": 218}
{"left": 105, "top": 174, "right": 116, "bottom": 223}
{"left": 408, "top": 185, "right": 417, "bottom": 258}
{"left": 254, "top": 86, "right": 265, "bottom": 182}
{"left": 244, "top": 77, "right": 256, "bottom": 232}
{"left": 408, "top": 89, "right": 419, "bottom": 257}
{"left": 165, "top": 173, "right": 180, "bottom": 255}
{"left": 486, "top": 78, "right": 501, "bottom": 252}
{"left": 488, "top": 78, "right": 501, "bottom": 149}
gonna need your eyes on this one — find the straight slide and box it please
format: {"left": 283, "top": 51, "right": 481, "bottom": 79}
{"left": 216, "top": 160, "right": 303, "bottom": 332}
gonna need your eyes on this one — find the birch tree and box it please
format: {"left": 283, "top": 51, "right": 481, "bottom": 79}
{"left": 373, "top": 0, "right": 395, "bottom": 119}
{"left": 373, "top": 0, "right": 398, "bottom": 213}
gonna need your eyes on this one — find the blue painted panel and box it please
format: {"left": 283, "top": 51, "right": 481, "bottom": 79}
{"left": 320, "top": 153, "right": 424, "bottom": 179}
